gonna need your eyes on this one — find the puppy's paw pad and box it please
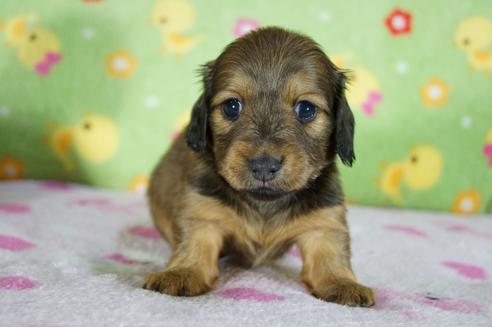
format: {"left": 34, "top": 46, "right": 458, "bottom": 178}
{"left": 315, "top": 280, "right": 375, "bottom": 307}
{"left": 143, "top": 269, "right": 210, "bottom": 296}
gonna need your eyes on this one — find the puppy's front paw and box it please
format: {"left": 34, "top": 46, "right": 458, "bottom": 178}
{"left": 143, "top": 268, "right": 211, "bottom": 296}
{"left": 313, "top": 278, "right": 375, "bottom": 307}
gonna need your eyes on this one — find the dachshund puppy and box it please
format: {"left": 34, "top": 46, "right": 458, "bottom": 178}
{"left": 143, "top": 27, "right": 375, "bottom": 307}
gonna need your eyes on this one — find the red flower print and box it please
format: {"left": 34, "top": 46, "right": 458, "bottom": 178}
{"left": 385, "top": 9, "right": 412, "bottom": 36}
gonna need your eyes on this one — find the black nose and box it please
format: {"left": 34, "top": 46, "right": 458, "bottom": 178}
{"left": 247, "top": 156, "right": 282, "bottom": 182}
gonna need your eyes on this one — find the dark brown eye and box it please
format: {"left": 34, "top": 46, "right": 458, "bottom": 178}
{"left": 410, "top": 155, "right": 418, "bottom": 164}
{"left": 83, "top": 122, "right": 91, "bottom": 130}
{"left": 294, "top": 100, "right": 317, "bottom": 123}
{"left": 462, "top": 38, "right": 470, "bottom": 46}
{"left": 29, "top": 33, "right": 37, "bottom": 41}
{"left": 222, "top": 98, "right": 242, "bottom": 120}
{"left": 160, "top": 17, "right": 167, "bottom": 24}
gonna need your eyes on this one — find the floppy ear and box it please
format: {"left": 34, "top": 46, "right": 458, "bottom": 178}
{"left": 333, "top": 70, "right": 355, "bottom": 166}
{"left": 186, "top": 61, "right": 215, "bottom": 153}
{"left": 186, "top": 94, "right": 208, "bottom": 152}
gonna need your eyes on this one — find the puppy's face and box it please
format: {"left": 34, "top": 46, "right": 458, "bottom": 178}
{"left": 187, "top": 28, "right": 355, "bottom": 201}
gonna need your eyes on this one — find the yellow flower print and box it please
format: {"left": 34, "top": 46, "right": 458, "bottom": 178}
{"left": 106, "top": 50, "right": 137, "bottom": 78}
{"left": 0, "top": 155, "right": 24, "bottom": 180}
{"left": 128, "top": 175, "right": 149, "bottom": 194}
{"left": 421, "top": 78, "right": 449, "bottom": 107}
{"left": 452, "top": 190, "right": 481, "bottom": 214}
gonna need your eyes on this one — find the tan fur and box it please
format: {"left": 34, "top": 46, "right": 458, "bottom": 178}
{"left": 210, "top": 108, "right": 233, "bottom": 135}
{"left": 210, "top": 72, "right": 254, "bottom": 107}
{"left": 282, "top": 71, "right": 330, "bottom": 110}
{"left": 143, "top": 27, "right": 374, "bottom": 307}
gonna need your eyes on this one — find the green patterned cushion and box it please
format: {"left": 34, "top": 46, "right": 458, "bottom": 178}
{"left": 1, "top": 0, "right": 491, "bottom": 214}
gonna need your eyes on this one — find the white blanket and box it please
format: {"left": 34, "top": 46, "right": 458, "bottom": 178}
{"left": 1, "top": 180, "right": 491, "bottom": 326}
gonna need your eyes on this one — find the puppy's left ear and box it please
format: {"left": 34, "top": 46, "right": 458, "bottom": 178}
{"left": 186, "top": 61, "right": 215, "bottom": 152}
{"left": 333, "top": 70, "right": 355, "bottom": 166}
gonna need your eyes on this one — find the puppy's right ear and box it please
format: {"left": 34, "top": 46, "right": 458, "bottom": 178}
{"left": 186, "top": 94, "right": 208, "bottom": 152}
{"left": 186, "top": 61, "right": 215, "bottom": 152}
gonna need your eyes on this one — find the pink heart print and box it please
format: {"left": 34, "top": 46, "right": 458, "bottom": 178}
{"left": 0, "top": 276, "right": 37, "bottom": 290}
{"left": 128, "top": 225, "right": 162, "bottom": 240}
{"left": 105, "top": 253, "right": 138, "bottom": 265}
{"left": 383, "top": 224, "right": 428, "bottom": 237}
{"left": 38, "top": 181, "right": 73, "bottom": 191}
{"left": 376, "top": 288, "right": 481, "bottom": 314}
{"left": 0, "top": 234, "right": 34, "bottom": 251}
{"left": 71, "top": 197, "right": 142, "bottom": 214}
{"left": 441, "top": 261, "right": 487, "bottom": 280}
{"left": 287, "top": 246, "right": 302, "bottom": 259}
{"left": 220, "top": 287, "right": 285, "bottom": 302}
{"left": 0, "top": 203, "right": 31, "bottom": 214}
{"left": 436, "top": 222, "right": 492, "bottom": 240}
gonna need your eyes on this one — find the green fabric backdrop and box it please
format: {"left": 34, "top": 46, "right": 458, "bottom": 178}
{"left": 1, "top": 0, "right": 491, "bottom": 214}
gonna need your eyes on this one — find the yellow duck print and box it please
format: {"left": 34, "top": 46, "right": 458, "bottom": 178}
{"left": 170, "top": 109, "right": 191, "bottom": 140}
{"left": 150, "top": 0, "right": 202, "bottom": 56}
{"left": 378, "top": 145, "right": 443, "bottom": 203}
{"left": 46, "top": 113, "right": 119, "bottom": 171}
{"left": 346, "top": 66, "right": 382, "bottom": 117}
{"left": 0, "top": 14, "right": 62, "bottom": 76}
{"left": 330, "top": 53, "right": 382, "bottom": 117}
{"left": 455, "top": 16, "right": 492, "bottom": 75}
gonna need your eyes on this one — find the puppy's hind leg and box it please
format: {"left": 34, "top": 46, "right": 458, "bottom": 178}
{"left": 296, "top": 212, "right": 375, "bottom": 307}
{"left": 143, "top": 222, "right": 223, "bottom": 296}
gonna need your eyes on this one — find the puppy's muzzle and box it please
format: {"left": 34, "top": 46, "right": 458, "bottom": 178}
{"left": 247, "top": 155, "right": 282, "bottom": 182}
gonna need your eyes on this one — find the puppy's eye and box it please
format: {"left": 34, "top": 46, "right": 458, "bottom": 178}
{"left": 222, "top": 98, "right": 242, "bottom": 120}
{"left": 294, "top": 100, "right": 317, "bottom": 123}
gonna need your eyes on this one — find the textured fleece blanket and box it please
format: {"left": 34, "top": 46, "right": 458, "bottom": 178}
{"left": 0, "top": 180, "right": 491, "bottom": 326}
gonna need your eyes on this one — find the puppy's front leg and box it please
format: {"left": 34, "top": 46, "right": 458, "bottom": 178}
{"left": 297, "top": 223, "right": 375, "bottom": 307}
{"left": 143, "top": 222, "right": 223, "bottom": 296}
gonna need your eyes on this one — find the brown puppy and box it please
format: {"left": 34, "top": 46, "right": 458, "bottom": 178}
{"left": 143, "top": 27, "right": 375, "bottom": 307}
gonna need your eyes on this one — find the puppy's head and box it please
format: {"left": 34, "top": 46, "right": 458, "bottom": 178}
{"left": 187, "top": 27, "right": 355, "bottom": 201}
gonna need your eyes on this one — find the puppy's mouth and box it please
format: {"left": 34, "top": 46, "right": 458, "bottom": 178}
{"left": 243, "top": 187, "right": 290, "bottom": 201}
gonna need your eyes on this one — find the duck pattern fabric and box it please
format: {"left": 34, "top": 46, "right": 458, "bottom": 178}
{"left": 0, "top": 0, "right": 491, "bottom": 214}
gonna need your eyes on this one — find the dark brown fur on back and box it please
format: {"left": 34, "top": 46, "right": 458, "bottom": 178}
{"left": 143, "top": 27, "right": 374, "bottom": 307}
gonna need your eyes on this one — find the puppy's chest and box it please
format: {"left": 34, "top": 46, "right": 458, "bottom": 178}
{"left": 227, "top": 216, "right": 294, "bottom": 266}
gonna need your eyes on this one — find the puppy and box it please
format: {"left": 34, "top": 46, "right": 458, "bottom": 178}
{"left": 143, "top": 27, "right": 375, "bottom": 307}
